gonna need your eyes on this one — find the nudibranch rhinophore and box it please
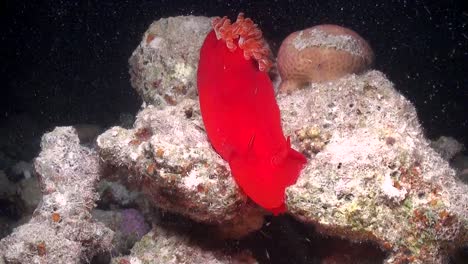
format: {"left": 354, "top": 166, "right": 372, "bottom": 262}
{"left": 197, "top": 13, "right": 306, "bottom": 214}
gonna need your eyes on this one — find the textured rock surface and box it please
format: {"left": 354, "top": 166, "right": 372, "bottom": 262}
{"left": 0, "top": 127, "right": 113, "bottom": 263}
{"left": 129, "top": 16, "right": 212, "bottom": 107}
{"left": 97, "top": 179, "right": 141, "bottom": 207}
{"left": 280, "top": 71, "right": 468, "bottom": 263}
{"left": 97, "top": 99, "right": 264, "bottom": 233}
{"left": 111, "top": 225, "right": 258, "bottom": 264}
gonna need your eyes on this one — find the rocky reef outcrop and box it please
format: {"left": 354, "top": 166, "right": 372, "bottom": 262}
{"left": 280, "top": 71, "right": 467, "bottom": 263}
{"left": 0, "top": 127, "right": 114, "bottom": 263}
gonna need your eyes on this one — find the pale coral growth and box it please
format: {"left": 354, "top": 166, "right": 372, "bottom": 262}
{"left": 212, "top": 13, "right": 272, "bottom": 72}
{"left": 381, "top": 172, "right": 408, "bottom": 203}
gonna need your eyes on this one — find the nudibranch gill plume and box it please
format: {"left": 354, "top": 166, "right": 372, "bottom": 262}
{"left": 197, "top": 13, "right": 307, "bottom": 214}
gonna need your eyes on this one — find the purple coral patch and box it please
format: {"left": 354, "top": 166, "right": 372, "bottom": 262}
{"left": 120, "top": 208, "right": 150, "bottom": 239}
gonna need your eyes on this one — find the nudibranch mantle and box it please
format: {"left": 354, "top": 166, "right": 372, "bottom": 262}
{"left": 197, "top": 13, "right": 306, "bottom": 214}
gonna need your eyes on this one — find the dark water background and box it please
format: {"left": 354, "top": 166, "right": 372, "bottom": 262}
{"left": 1, "top": 0, "right": 467, "bottom": 152}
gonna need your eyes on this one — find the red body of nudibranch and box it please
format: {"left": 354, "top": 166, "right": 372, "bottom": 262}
{"left": 197, "top": 13, "right": 306, "bottom": 214}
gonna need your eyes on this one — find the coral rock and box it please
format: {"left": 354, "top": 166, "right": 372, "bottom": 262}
{"left": 277, "top": 24, "right": 374, "bottom": 93}
{"left": 279, "top": 71, "right": 467, "bottom": 263}
{"left": 111, "top": 225, "right": 258, "bottom": 264}
{"left": 0, "top": 127, "right": 113, "bottom": 263}
{"left": 214, "top": 204, "right": 264, "bottom": 240}
{"left": 97, "top": 99, "right": 264, "bottom": 236}
{"left": 129, "top": 16, "right": 212, "bottom": 107}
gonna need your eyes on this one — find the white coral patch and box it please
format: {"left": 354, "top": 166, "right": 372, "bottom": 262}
{"left": 148, "top": 36, "right": 164, "bottom": 50}
{"left": 173, "top": 63, "right": 193, "bottom": 83}
{"left": 54, "top": 192, "right": 69, "bottom": 207}
{"left": 129, "top": 256, "right": 143, "bottom": 264}
{"left": 183, "top": 169, "right": 202, "bottom": 190}
{"left": 381, "top": 173, "right": 407, "bottom": 203}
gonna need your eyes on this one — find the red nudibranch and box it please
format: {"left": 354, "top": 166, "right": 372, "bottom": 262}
{"left": 197, "top": 13, "right": 307, "bottom": 214}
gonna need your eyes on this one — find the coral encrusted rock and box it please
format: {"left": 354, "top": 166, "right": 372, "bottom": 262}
{"left": 97, "top": 99, "right": 264, "bottom": 236}
{"left": 0, "top": 127, "right": 113, "bottom": 263}
{"left": 111, "top": 225, "right": 258, "bottom": 264}
{"left": 129, "top": 16, "right": 212, "bottom": 107}
{"left": 279, "top": 71, "right": 467, "bottom": 263}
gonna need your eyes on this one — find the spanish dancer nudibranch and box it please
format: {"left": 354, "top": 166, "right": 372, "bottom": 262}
{"left": 197, "top": 13, "right": 307, "bottom": 214}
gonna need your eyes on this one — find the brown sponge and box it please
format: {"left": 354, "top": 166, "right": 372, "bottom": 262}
{"left": 277, "top": 24, "right": 374, "bottom": 93}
